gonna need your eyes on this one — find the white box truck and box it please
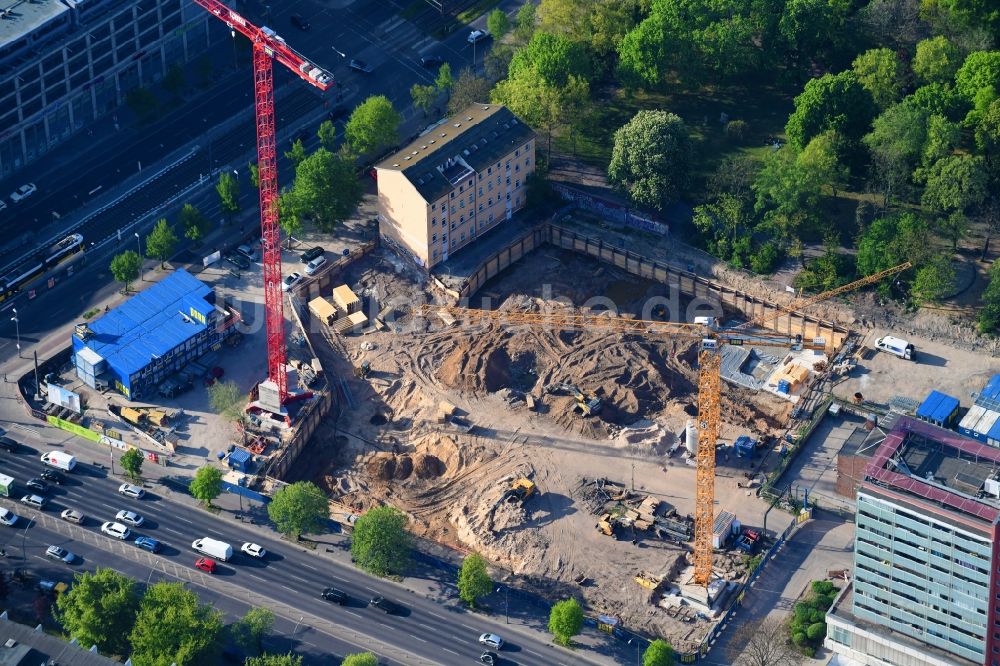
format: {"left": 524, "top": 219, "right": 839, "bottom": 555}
{"left": 875, "top": 335, "right": 915, "bottom": 360}
{"left": 191, "top": 537, "right": 233, "bottom": 562}
{"left": 40, "top": 451, "right": 77, "bottom": 471}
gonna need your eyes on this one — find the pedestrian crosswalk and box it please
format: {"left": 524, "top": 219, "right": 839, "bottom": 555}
{"left": 373, "top": 15, "right": 439, "bottom": 56}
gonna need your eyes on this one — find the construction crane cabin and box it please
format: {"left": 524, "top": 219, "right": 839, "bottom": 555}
{"left": 194, "top": 1, "right": 332, "bottom": 415}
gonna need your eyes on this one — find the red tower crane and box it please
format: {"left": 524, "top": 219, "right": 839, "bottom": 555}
{"left": 194, "top": 0, "right": 333, "bottom": 404}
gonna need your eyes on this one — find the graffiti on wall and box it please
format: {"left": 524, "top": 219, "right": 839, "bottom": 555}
{"left": 551, "top": 183, "right": 669, "bottom": 236}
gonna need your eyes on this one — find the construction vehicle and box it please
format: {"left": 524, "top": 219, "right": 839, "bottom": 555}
{"left": 545, "top": 383, "right": 602, "bottom": 417}
{"left": 486, "top": 478, "right": 537, "bottom": 532}
{"left": 418, "top": 263, "right": 907, "bottom": 586}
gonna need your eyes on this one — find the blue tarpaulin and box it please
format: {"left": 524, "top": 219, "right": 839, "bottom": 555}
{"left": 916, "top": 390, "right": 960, "bottom": 427}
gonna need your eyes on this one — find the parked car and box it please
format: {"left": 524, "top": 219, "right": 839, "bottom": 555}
{"left": 115, "top": 510, "right": 144, "bottom": 527}
{"left": 321, "top": 587, "right": 348, "bottom": 604}
{"left": 224, "top": 253, "right": 250, "bottom": 270}
{"left": 101, "top": 521, "right": 130, "bottom": 540}
{"left": 304, "top": 255, "right": 327, "bottom": 275}
{"left": 290, "top": 13, "right": 310, "bottom": 30}
{"left": 134, "top": 536, "right": 161, "bottom": 553}
{"left": 20, "top": 494, "right": 46, "bottom": 509}
{"left": 0, "top": 436, "right": 19, "bottom": 453}
{"left": 41, "top": 470, "right": 66, "bottom": 484}
{"left": 420, "top": 55, "right": 444, "bottom": 68}
{"left": 118, "top": 483, "right": 145, "bottom": 499}
{"left": 467, "top": 29, "right": 490, "bottom": 44}
{"left": 236, "top": 244, "right": 258, "bottom": 261}
{"left": 0, "top": 509, "right": 18, "bottom": 526}
{"left": 60, "top": 509, "right": 84, "bottom": 524}
{"left": 300, "top": 246, "right": 325, "bottom": 263}
{"left": 348, "top": 59, "right": 373, "bottom": 73}
{"left": 194, "top": 557, "right": 217, "bottom": 573}
{"left": 281, "top": 272, "right": 303, "bottom": 292}
{"left": 241, "top": 542, "right": 266, "bottom": 558}
{"left": 368, "top": 595, "right": 399, "bottom": 614}
{"left": 46, "top": 545, "right": 76, "bottom": 564}
{"left": 479, "top": 633, "right": 504, "bottom": 650}
{"left": 26, "top": 478, "right": 49, "bottom": 494}
{"left": 9, "top": 183, "right": 36, "bottom": 202}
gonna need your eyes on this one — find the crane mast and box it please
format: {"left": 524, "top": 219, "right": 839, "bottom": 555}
{"left": 194, "top": 0, "right": 332, "bottom": 403}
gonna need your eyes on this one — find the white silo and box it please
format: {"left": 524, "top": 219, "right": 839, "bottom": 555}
{"left": 685, "top": 419, "right": 699, "bottom": 457}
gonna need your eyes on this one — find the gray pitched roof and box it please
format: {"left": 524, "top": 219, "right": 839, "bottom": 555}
{"left": 376, "top": 104, "right": 535, "bottom": 203}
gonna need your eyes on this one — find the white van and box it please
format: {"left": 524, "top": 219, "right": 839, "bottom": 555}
{"left": 191, "top": 537, "right": 233, "bottom": 562}
{"left": 875, "top": 335, "right": 915, "bottom": 360}
{"left": 40, "top": 451, "right": 77, "bottom": 471}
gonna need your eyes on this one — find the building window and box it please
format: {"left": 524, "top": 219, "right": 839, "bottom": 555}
{"left": 496, "top": 176, "right": 501, "bottom": 184}
{"left": 488, "top": 182, "right": 493, "bottom": 192}
{"left": 478, "top": 188, "right": 483, "bottom": 196}
{"left": 515, "top": 164, "right": 520, "bottom": 173}
{"left": 488, "top": 198, "right": 493, "bottom": 206}
{"left": 442, "top": 234, "right": 447, "bottom": 243}
{"left": 450, "top": 192, "right": 455, "bottom": 199}
{"left": 506, "top": 160, "right": 511, "bottom": 169}
{"left": 461, "top": 233, "right": 466, "bottom": 241}
{"left": 515, "top": 149, "right": 520, "bottom": 157}
{"left": 488, "top": 167, "right": 492, "bottom": 175}
{"left": 432, "top": 218, "right": 437, "bottom": 226}
{"left": 468, "top": 194, "right": 473, "bottom": 204}
{"left": 459, "top": 185, "right": 464, "bottom": 193}
{"left": 515, "top": 180, "right": 521, "bottom": 189}
{"left": 506, "top": 177, "right": 511, "bottom": 185}
{"left": 506, "top": 193, "right": 511, "bottom": 201}
{"left": 431, "top": 203, "right": 436, "bottom": 211}
{"left": 478, "top": 204, "right": 484, "bottom": 211}
{"left": 460, "top": 215, "right": 465, "bottom": 223}
{"left": 468, "top": 179, "right": 473, "bottom": 187}
{"left": 432, "top": 234, "right": 437, "bottom": 242}
{"left": 451, "top": 206, "right": 456, "bottom": 214}
{"left": 470, "top": 210, "right": 475, "bottom": 217}
{"left": 526, "top": 158, "right": 531, "bottom": 166}
{"left": 433, "top": 249, "right": 438, "bottom": 258}
{"left": 489, "top": 212, "right": 494, "bottom": 222}
{"left": 459, "top": 200, "right": 465, "bottom": 209}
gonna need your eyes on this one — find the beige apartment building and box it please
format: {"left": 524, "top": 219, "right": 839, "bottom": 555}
{"left": 375, "top": 104, "right": 536, "bottom": 269}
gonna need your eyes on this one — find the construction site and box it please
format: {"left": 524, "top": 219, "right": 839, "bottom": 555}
{"left": 288, "top": 242, "right": 857, "bottom": 650}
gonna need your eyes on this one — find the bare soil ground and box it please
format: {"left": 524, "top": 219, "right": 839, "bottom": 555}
{"left": 296, "top": 247, "right": 794, "bottom": 650}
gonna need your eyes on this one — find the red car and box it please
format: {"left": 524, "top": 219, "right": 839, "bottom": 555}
{"left": 194, "top": 557, "right": 216, "bottom": 574}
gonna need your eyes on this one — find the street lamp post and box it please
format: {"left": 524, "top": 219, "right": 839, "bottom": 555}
{"left": 10, "top": 308, "right": 20, "bottom": 358}
{"left": 134, "top": 232, "right": 143, "bottom": 281}
{"left": 496, "top": 586, "right": 509, "bottom": 624}
{"left": 628, "top": 637, "right": 641, "bottom": 666}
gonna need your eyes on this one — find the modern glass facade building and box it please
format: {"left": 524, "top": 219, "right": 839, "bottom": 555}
{"left": 826, "top": 417, "right": 1000, "bottom": 666}
{"left": 0, "top": 0, "right": 215, "bottom": 178}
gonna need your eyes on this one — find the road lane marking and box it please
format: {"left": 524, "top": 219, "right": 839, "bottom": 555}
{"left": 246, "top": 573, "right": 266, "bottom": 582}
{"left": 461, "top": 623, "right": 476, "bottom": 631}
{"left": 343, "top": 610, "right": 362, "bottom": 618}
{"left": 406, "top": 632, "right": 428, "bottom": 643}
{"left": 442, "top": 648, "right": 460, "bottom": 656}
{"left": 281, "top": 585, "right": 296, "bottom": 593}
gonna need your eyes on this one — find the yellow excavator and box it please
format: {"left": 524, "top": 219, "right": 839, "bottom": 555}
{"left": 486, "top": 478, "right": 537, "bottom": 532}
{"left": 545, "top": 383, "right": 602, "bottom": 417}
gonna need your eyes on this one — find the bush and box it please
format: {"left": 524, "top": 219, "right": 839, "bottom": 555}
{"left": 789, "top": 579, "right": 839, "bottom": 654}
{"left": 750, "top": 241, "right": 784, "bottom": 274}
{"left": 792, "top": 631, "right": 808, "bottom": 646}
{"left": 806, "top": 622, "right": 827, "bottom": 641}
{"left": 811, "top": 580, "right": 836, "bottom": 596}
{"left": 725, "top": 119, "right": 749, "bottom": 143}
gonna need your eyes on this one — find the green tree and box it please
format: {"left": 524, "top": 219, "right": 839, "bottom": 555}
{"left": 232, "top": 607, "right": 275, "bottom": 655}
{"left": 753, "top": 147, "right": 822, "bottom": 238}
{"left": 536, "top": 0, "right": 595, "bottom": 43}
{"left": 794, "top": 234, "right": 852, "bottom": 292}
{"left": 457, "top": 553, "right": 492, "bottom": 607}
{"left": 931, "top": 0, "right": 1000, "bottom": 42}
{"left": 345, "top": 95, "right": 401, "bottom": 156}
{"left": 979, "top": 261, "right": 1000, "bottom": 333}
{"left": 411, "top": 83, "right": 438, "bottom": 117}
{"left": 492, "top": 67, "right": 586, "bottom": 161}
{"left": 435, "top": 62, "right": 454, "bottom": 94}
{"left": 487, "top": 9, "right": 511, "bottom": 39}
{"left": 908, "top": 82, "right": 968, "bottom": 121}
{"left": 693, "top": 193, "right": 751, "bottom": 261}
{"left": 448, "top": 68, "right": 492, "bottom": 115}
{"left": 607, "top": 110, "right": 690, "bottom": 211}
{"left": 341, "top": 654, "right": 379, "bottom": 666}
{"left": 317, "top": 120, "right": 338, "bottom": 151}
{"left": 913, "top": 36, "right": 961, "bottom": 84}
{"left": 921, "top": 154, "right": 989, "bottom": 214}
{"left": 216, "top": 171, "right": 241, "bottom": 224}
{"left": 785, "top": 71, "right": 876, "bottom": 151}
{"left": 189, "top": 465, "right": 224, "bottom": 507}
{"left": 485, "top": 43, "right": 515, "bottom": 81}
{"left": 954, "top": 50, "right": 1000, "bottom": 123}
{"left": 976, "top": 99, "right": 1000, "bottom": 172}
{"left": 207, "top": 380, "right": 244, "bottom": 421}
{"left": 912, "top": 253, "right": 957, "bottom": 303}
{"left": 644, "top": 638, "right": 675, "bottom": 666}
{"left": 286, "top": 148, "right": 363, "bottom": 232}
{"left": 856, "top": 213, "right": 931, "bottom": 277}
{"left": 852, "top": 48, "right": 905, "bottom": 109}
{"left": 268, "top": 481, "right": 330, "bottom": 541}
{"left": 249, "top": 161, "right": 260, "bottom": 189}
{"left": 285, "top": 139, "right": 308, "bottom": 168}
{"left": 245, "top": 655, "right": 303, "bottom": 666}
{"left": 617, "top": 9, "right": 668, "bottom": 89}
{"left": 937, "top": 211, "right": 969, "bottom": 251}
{"left": 110, "top": 250, "right": 142, "bottom": 293}
{"left": 779, "top": 0, "right": 850, "bottom": 58}
{"left": 179, "top": 203, "right": 210, "bottom": 243}
{"left": 145, "top": 218, "right": 177, "bottom": 268}
{"left": 799, "top": 130, "right": 848, "bottom": 196}
{"left": 548, "top": 597, "right": 584, "bottom": 646}
{"left": 514, "top": 1, "right": 537, "bottom": 43}
{"left": 55, "top": 568, "right": 139, "bottom": 657}
{"left": 589, "top": 0, "right": 645, "bottom": 61}
{"left": 351, "top": 505, "right": 411, "bottom": 577}
{"left": 163, "top": 64, "right": 186, "bottom": 99}
{"left": 278, "top": 190, "right": 304, "bottom": 245}
{"left": 129, "top": 581, "right": 224, "bottom": 666}
{"left": 863, "top": 101, "right": 929, "bottom": 205}
{"left": 922, "top": 114, "right": 961, "bottom": 168}
{"left": 120, "top": 448, "right": 144, "bottom": 482}
{"left": 508, "top": 31, "right": 591, "bottom": 87}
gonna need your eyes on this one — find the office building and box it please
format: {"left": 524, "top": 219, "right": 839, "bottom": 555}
{"left": 375, "top": 103, "right": 535, "bottom": 269}
{"left": 72, "top": 269, "right": 239, "bottom": 400}
{"left": 826, "top": 417, "right": 1000, "bottom": 666}
{"left": 0, "top": 0, "right": 215, "bottom": 177}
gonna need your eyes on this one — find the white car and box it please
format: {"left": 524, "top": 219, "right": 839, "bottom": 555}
{"left": 46, "top": 545, "right": 76, "bottom": 564}
{"left": 304, "top": 255, "right": 327, "bottom": 275}
{"left": 281, "top": 272, "right": 303, "bottom": 292}
{"left": 467, "top": 29, "right": 490, "bottom": 44}
{"left": 9, "top": 183, "right": 36, "bottom": 203}
{"left": 101, "top": 521, "right": 131, "bottom": 540}
{"left": 0, "top": 508, "right": 17, "bottom": 526}
{"left": 241, "top": 542, "right": 266, "bottom": 558}
{"left": 118, "top": 482, "right": 145, "bottom": 499}
{"left": 60, "top": 509, "right": 85, "bottom": 524}
{"left": 115, "top": 510, "right": 144, "bottom": 527}
{"left": 479, "top": 633, "right": 504, "bottom": 650}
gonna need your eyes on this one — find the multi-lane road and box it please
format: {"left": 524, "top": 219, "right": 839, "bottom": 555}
{"left": 0, "top": 429, "right": 589, "bottom": 665}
